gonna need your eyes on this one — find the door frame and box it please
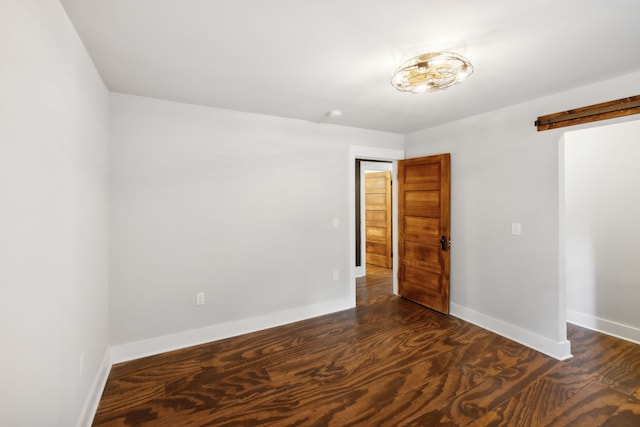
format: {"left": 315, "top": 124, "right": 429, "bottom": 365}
{"left": 359, "top": 162, "right": 393, "bottom": 276}
{"left": 348, "top": 146, "right": 404, "bottom": 305}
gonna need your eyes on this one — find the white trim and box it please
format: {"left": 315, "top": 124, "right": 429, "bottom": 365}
{"left": 76, "top": 349, "right": 112, "bottom": 427}
{"left": 451, "top": 303, "right": 573, "bottom": 361}
{"left": 348, "top": 145, "right": 404, "bottom": 303}
{"left": 557, "top": 134, "right": 569, "bottom": 342}
{"left": 391, "top": 161, "right": 399, "bottom": 295}
{"left": 110, "top": 297, "right": 352, "bottom": 363}
{"left": 567, "top": 309, "right": 640, "bottom": 345}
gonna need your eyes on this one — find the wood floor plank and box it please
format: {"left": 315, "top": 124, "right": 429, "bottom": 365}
{"left": 596, "top": 342, "right": 640, "bottom": 396}
{"left": 428, "top": 349, "right": 558, "bottom": 426}
{"left": 540, "top": 380, "right": 630, "bottom": 427}
{"left": 92, "top": 265, "right": 640, "bottom": 426}
{"left": 466, "top": 372, "right": 591, "bottom": 427}
{"left": 94, "top": 382, "right": 166, "bottom": 419}
{"left": 346, "top": 368, "right": 486, "bottom": 426}
{"left": 335, "top": 368, "right": 482, "bottom": 425}
{"left": 600, "top": 396, "right": 640, "bottom": 427}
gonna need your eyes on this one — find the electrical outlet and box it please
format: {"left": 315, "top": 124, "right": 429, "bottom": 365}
{"left": 196, "top": 292, "right": 205, "bottom": 305}
{"left": 332, "top": 270, "right": 339, "bottom": 281}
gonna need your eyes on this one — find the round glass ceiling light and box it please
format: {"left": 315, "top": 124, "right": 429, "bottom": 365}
{"left": 391, "top": 52, "right": 474, "bottom": 94}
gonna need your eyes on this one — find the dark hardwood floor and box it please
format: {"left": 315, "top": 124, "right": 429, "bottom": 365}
{"left": 93, "top": 265, "right": 640, "bottom": 426}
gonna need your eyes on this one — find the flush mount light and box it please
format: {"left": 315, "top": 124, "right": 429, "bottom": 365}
{"left": 391, "top": 52, "right": 473, "bottom": 94}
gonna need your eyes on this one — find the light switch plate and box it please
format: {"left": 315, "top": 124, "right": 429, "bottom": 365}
{"left": 196, "top": 292, "right": 205, "bottom": 305}
{"left": 511, "top": 223, "right": 522, "bottom": 236}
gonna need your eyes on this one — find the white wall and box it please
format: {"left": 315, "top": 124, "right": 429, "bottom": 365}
{"left": 0, "top": 1, "right": 110, "bottom": 426}
{"left": 563, "top": 120, "right": 640, "bottom": 343}
{"left": 405, "top": 71, "right": 640, "bottom": 359}
{"left": 109, "top": 93, "right": 403, "bottom": 359}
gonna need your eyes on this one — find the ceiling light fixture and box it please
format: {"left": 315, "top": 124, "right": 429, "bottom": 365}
{"left": 391, "top": 52, "right": 473, "bottom": 94}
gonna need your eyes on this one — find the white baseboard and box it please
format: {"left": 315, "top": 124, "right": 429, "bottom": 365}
{"left": 110, "top": 297, "right": 354, "bottom": 364}
{"left": 76, "top": 348, "right": 112, "bottom": 427}
{"left": 567, "top": 309, "right": 640, "bottom": 345}
{"left": 450, "top": 303, "right": 573, "bottom": 361}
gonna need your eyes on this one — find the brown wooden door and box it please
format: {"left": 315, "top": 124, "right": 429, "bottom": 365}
{"left": 365, "top": 171, "right": 392, "bottom": 268}
{"left": 398, "top": 154, "right": 450, "bottom": 314}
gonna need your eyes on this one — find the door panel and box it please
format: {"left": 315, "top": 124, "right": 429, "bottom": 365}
{"left": 405, "top": 191, "right": 440, "bottom": 211}
{"left": 403, "top": 266, "right": 441, "bottom": 292}
{"left": 404, "top": 163, "right": 441, "bottom": 183}
{"left": 404, "top": 217, "right": 440, "bottom": 239}
{"left": 398, "top": 154, "right": 450, "bottom": 314}
{"left": 365, "top": 171, "right": 392, "bottom": 268}
{"left": 403, "top": 241, "right": 441, "bottom": 272}
{"left": 366, "top": 193, "right": 387, "bottom": 208}
{"left": 366, "top": 210, "right": 386, "bottom": 223}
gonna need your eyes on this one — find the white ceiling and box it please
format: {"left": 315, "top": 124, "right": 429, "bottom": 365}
{"left": 60, "top": 0, "right": 640, "bottom": 134}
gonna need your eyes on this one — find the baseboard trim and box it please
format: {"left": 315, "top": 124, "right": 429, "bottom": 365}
{"left": 450, "top": 303, "right": 572, "bottom": 361}
{"left": 110, "top": 297, "right": 354, "bottom": 364}
{"left": 76, "top": 348, "right": 112, "bottom": 427}
{"left": 567, "top": 309, "right": 640, "bottom": 345}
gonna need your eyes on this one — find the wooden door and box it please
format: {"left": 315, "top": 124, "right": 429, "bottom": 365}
{"left": 365, "top": 172, "right": 392, "bottom": 268}
{"left": 398, "top": 154, "right": 450, "bottom": 314}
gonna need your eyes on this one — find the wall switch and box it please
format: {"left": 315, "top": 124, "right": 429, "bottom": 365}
{"left": 196, "top": 292, "right": 205, "bottom": 305}
{"left": 332, "top": 218, "right": 339, "bottom": 228}
{"left": 511, "top": 223, "right": 522, "bottom": 236}
{"left": 332, "top": 270, "right": 339, "bottom": 281}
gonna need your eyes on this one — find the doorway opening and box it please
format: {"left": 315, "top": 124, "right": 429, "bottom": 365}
{"left": 356, "top": 264, "right": 394, "bottom": 306}
{"left": 560, "top": 119, "right": 640, "bottom": 345}
{"left": 356, "top": 160, "right": 393, "bottom": 306}
{"left": 348, "top": 146, "right": 404, "bottom": 307}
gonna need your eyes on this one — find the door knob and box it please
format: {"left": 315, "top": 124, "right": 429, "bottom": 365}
{"left": 440, "top": 236, "right": 448, "bottom": 251}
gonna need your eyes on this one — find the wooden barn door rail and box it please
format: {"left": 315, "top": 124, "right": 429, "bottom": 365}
{"left": 535, "top": 95, "right": 640, "bottom": 131}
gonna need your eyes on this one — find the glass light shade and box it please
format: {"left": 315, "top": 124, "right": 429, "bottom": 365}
{"left": 391, "top": 52, "right": 473, "bottom": 93}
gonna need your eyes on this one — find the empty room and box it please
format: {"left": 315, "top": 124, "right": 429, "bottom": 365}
{"left": 2, "top": 0, "right": 640, "bottom": 426}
